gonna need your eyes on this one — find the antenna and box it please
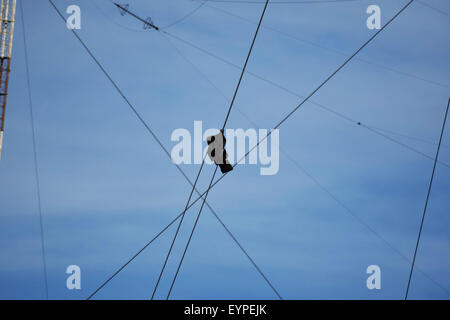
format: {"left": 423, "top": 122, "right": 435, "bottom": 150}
{"left": 143, "top": 17, "right": 154, "bottom": 30}
{"left": 118, "top": 3, "right": 128, "bottom": 16}
{"left": 0, "top": 0, "right": 17, "bottom": 159}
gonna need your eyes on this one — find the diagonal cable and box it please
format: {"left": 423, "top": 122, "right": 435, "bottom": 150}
{"left": 20, "top": 0, "right": 49, "bottom": 300}
{"left": 92, "top": 0, "right": 416, "bottom": 299}
{"left": 405, "top": 97, "right": 450, "bottom": 299}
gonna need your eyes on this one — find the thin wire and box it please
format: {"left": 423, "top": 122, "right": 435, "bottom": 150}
{"left": 20, "top": 0, "right": 49, "bottom": 300}
{"left": 46, "top": 0, "right": 279, "bottom": 300}
{"left": 405, "top": 97, "right": 450, "bottom": 300}
{"left": 166, "top": 0, "right": 271, "bottom": 299}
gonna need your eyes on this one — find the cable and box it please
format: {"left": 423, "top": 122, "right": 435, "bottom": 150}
{"left": 405, "top": 97, "right": 450, "bottom": 300}
{"left": 19, "top": 0, "right": 49, "bottom": 300}
{"left": 165, "top": 0, "right": 271, "bottom": 299}
{"left": 46, "top": 0, "right": 279, "bottom": 300}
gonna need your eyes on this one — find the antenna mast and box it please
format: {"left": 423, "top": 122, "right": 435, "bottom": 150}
{"left": 0, "top": 0, "right": 16, "bottom": 158}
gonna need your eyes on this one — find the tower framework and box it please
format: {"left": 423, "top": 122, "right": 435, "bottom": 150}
{"left": 0, "top": 0, "right": 16, "bottom": 158}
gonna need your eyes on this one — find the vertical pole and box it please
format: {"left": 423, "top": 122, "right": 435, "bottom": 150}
{"left": 0, "top": 0, "right": 16, "bottom": 158}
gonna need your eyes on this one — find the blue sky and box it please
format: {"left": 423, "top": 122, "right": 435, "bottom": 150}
{"left": 0, "top": 0, "right": 449, "bottom": 299}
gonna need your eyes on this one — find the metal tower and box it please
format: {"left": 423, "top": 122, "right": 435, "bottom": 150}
{"left": 0, "top": 0, "right": 16, "bottom": 158}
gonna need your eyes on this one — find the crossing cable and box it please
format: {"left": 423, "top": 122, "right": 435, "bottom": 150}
{"left": 164, "top": 0, "right": 271, "bottom": 300}
{"left": 161, "top": 30, "right": 450, "bottom": 169}
{"left": 162, "top": 0, "right": 419, "bottom": 253}
{"left": 162, "top": 32, "right": 450, "bottom": 296}
{"left": 150, "top": 154, "right": 207, "bottom": 300}
{"left": 111, "top": 0, "right": 448, "bottom": 293}
{"left": 19, "top": 0, "right": 49, "bottom": 300}
{"left": 53, "top": 0, "right": 428, "bottom": 299}
{"left": 200, "top": 1, "right": 450, "bottom": 90}
{"left": 45, "top": 0, "right": 279, "bottom": 300}
{"left": 88, "top": 0, "right": 417, "bottom": 298}
{"left": 405, "top": 97, "right": 450, "bottom": 300}
{"left": 100, "top": 0, "right": 431, "bottom": 299}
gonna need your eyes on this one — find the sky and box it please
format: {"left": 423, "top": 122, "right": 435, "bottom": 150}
{"left": 0, "top": 0, "right": 449, "bottom": 300}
